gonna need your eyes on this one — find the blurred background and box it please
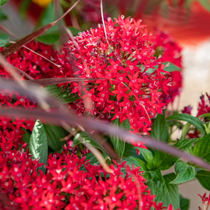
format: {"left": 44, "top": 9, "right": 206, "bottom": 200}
{"left": 1, "top": 0, "right": 210, "bottom": 209}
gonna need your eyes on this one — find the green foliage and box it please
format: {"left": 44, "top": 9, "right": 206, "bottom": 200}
{"left": 110, "top": 119, "right": 130, "bottom": 158}
{"left": 196, "top": 170, "right": 210, "bottom": 190}
{"left": 36, "top": 32, "right": 60, "bottom": 45}
{"left": 43, "top": 124, "right": 66, "bottom": 151}
{"left": 193, "top": 134, "right": 210, "bottom": 162}
{"left": 163, "top": 62, "right": 181, "bottom": 72}
{"left": 180, "top": 195, "right": 190, "bottom": 210}
{"left": 199, "top": 0, "right": 210, "bottom": 12}
{"left": 45, "top": 85, "right": 80, "bottom": 104}
{"left": 150, "top": 112, "right": 169, "bottom": 142}
{"left": 167, "top": 113, "right": 206, "bottom": 135}
{"left": 0, "top": 0, "right": 8, "bottom": 6}
{"left": 0, "top": 8, "right": 7, "bottom": 20}
{"left": 0, "top": 33, "right": 9, "bottom": 47}
{"left": 147, "top": 172, "right": 180, "bottom": 209}
{"left": 170, "top": 160, "right": 196, "bottom": 185}
{"left": 29, "top": 120, "right": 48, "bottom": 173}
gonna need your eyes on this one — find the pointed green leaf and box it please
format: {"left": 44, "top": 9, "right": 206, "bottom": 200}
{"left": 73, "top": 132, "right": 107, "bottom": 155}
{"left": 36, "top": 31, "right": 60, "bottom": 45}
{"left": 110, "top": 119, "right": 130, "bottom": 158}
{"left": 123, "top": 156, "right": 147, "bottom": 171}
{"left": 43, "top": 124, "right": 66, "bottom": 151}
{"left": 174, "top": 138, "right": 199, "bottom": 151}
{"left": 29, "top": 120, "right": 48, "bottom": 173}
{"left": 166, "top": 113, "right": 206, "bottom": 135}
{"left": 193, "top": 134, "right": 210, "bottom": 162}
{"left": 21, "top": 128, "right": 31, "bottom": 144}
{"left": 150, "top": 112, "right": 169, "bottom": 142}
{"left": 68, "top": 26, "right": 81, "bottom": 36}
{"left": 0, "top": 34, "right": 9, "bottom": 47}
{"left": 163, "top": 62, "right": 181, "bottom": 72}
{"left": 45, "top": 85, "right": 80, "bottom": 104}
{"left": 170, "top": 160, "right": 196, "bottom": 185}
{"left": 136, "top": 147, "right": 153, "bottom": 164}
{"left": 196, "top": 170, "right": 210, "bottom": 190}
{"left": 180, "top": 195, "right": 190, "bottom": 210}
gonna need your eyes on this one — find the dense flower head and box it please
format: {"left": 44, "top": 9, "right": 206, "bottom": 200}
{"left": 63, "top": 16, "right": 173, "bottom": 133}
{"left": 0, "top": 140, "right": 169, "bottom": 210}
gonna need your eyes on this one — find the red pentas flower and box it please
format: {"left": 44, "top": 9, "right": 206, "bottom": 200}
{"left": 154, "top": 31, "right": 183, "bottom": 104}
{"left": 63, "top": 16, "right": 172, "bottom": 133}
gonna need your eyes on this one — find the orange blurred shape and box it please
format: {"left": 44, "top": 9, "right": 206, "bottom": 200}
{"left": 135, "top": 1, "right": 210, "bottom": 46}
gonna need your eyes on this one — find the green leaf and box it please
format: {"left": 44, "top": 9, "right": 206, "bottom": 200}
{"left": 43, "top": 124, "right": 66, "bottom": 151}
{"left": 180, "top": 195, "right": 190, "bottom": 210}
{"left": 36, "top": 31, "right": 60, "bottom": 45}
{"left": 199, "top": 0, "right": 210, "bottom": 12}
{"left": 21, "top": 128, "right": 31, "bottom": 144}
{"left": 170, "top": 160, "right": 196, "bottom": 185}
{"left": 193, "top": 134, "right": 210, "bottom": 162}
{"left": 68, "top": 26, "right": 81, "bottom": 36}
{"left": 110, "top": 119, "right": 130, "bottom": 158}
{"left": 152, "top": 150, "right": 177, "bottom": 170}
{"left": 181, "top": 122, "right": 191, "bottom": 139}
{"left": 196, "top": 170, "right": 210, "bottom": 190}
{"left": 166, "top": 113, "right": 206, "bottom": 135}
{"left": 136, "top": 148, "right": 153, "bottom": 164}
{"left": 45, "top": 85, "right": 80, "bottom": 104}
{"left": 73, "top": 132, "right": 107, "bottom": 155}
{"left": 123, "top": 142, "right": 139, "bottom": 158}
{"left": 123, "top": 156, "right": 147, "bottom": 171}
{"left": 163, "top": 62, "right": 181, "bottom": 72}
{"left": 147, "top": 173, "right": 180, "bottom": 209}
{"left": 0, "top": 33, "right": 9, "bottom": 47}
{"left": 150, "top": 112, "right": 169, "bottom": 142}
{"left": 0, "top": 0, "right": 9, "bottom": 6}
{"left": 29, "top": 120, "right": 48, "bottom": 173}
{"left": 0, "top": 8, "right": 7, "bottom": 20}
{"left": 174, "top": 138, "right": 199, "bottom": 151}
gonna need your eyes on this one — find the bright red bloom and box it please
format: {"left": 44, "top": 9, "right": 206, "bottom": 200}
{"left": 63, "top": 16, "right": 173, "bottom": 133}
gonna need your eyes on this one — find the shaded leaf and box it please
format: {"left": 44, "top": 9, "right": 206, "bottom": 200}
{"left": 193, "top": 134, "right": 210, "bottom": 162}
{"left": 0, "top": 8, "right": 7, "bottom": 20}
{"left": 29, "top": 120, "right": 48, "bottom": 173}
{"left": 136, "top": 147, "right": 153, "bottom": 164}
{"left": 43, "top": 124, "right": 66, "bottom": 151}
{"left": 167, "top": 113, "right": 206, "bottom": 135}
{"left": 36, "top": 31, "right": 60, "bottom": 45}
{"left": 68, "top": 26, "right": 81, "bottom": 36}
{"left": 19, "top": 0, "right": 30, "bottom": 19}
{"left": 170, "top": 160, "right": 196, "bottom": 185}
{"left": 196, "top": 170, "right": 210, "bottom": 190}
{"left": 0, "top": 33, "right": 9, "bottom": 47}
{"left": 180, "top": 195, "right": 190, "bottom": 210}
{"left": 150, "top": 112, "right": 169, "bottom": 142}
{"left": 110, "top": 119, "right": 130, "bottom": 158}
{"left": 21, "top": 128, "right": 31, "bottom": 144}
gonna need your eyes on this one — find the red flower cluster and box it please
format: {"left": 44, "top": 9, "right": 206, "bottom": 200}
{"left": 154, "top": 31, "right": 182, "bottom": 104}
{"left": 0, "top": 139, "right": 170, "bottom": 210}
{"left": 63, "top": 16, "right": 175, "bottom": 133}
